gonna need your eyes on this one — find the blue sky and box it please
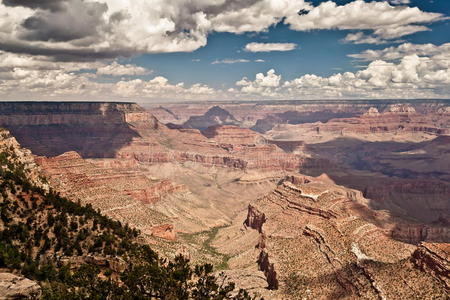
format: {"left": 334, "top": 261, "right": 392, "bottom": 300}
{"left": 0, "top": 0, "right": 449, "bottom": 101}
{"left": 130, "top": 0, "right": 450, "bottom": 90}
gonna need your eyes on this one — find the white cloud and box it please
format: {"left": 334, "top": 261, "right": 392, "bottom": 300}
{"left": 0, "top": 51, "right": 222, "bottom": 101}
{"left": 96, "top": 61, "right": 151, "bottom": 76}
{"left": 244, "top": 42, "right": 297, "bottom": 52}
{"left": 283, "top": 54, "right": 450, "bottom": 98}
{"left": 389, "top": 0, "right": 410, "bottom": 5}
{"left": 285, "top": 0, "right": 444, "bottom": 43}
{"left": 0, "top": 0, "right": 310, "bottom": 59}
{"left": 211, "top": 58, "right": 266, "bottom": 64}
{"left": 212, "top": 59, "right": 251, "bottom": 64}
{"left": 349, "top": 43, "right": 450, "bottom": 61}
{"left": 236, "top": 69, "right": 282, "bottom": 97}
{"left": 1, "top": 0, "right": 443, "bottom": 59}
{"left": 343, "top": 32, "right": 391, "bottom": 45}
{"left": 1, "top": 49, "right": 449, "bottom": 101}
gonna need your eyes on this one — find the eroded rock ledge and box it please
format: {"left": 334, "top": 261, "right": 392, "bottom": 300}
{"left": 240, "top": 175, "right": 449, "bottom": 299}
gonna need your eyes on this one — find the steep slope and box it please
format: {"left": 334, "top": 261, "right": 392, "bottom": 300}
{"left": 0, "top": 102, "right": 150, "bottom": 158}
{"left": 0, "top": 128, "right": 255, "bottom": 299}
{"left": 214, "top": 175, "right": 449, "bottom": 299}
{"left": 262, "top": 105, "right": 450, "bottom": 224}
{"left": 0, "top": 102, "right": 304, "bottom": 269}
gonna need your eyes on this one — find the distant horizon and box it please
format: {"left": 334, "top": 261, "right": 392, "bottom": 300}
{"left": 1, "top": 98, "right": 450, "bottom": 106}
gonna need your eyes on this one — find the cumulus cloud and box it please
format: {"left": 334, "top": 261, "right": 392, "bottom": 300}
{"left": 244, "top": 42, "right": 297, "bottom": 52}
{"left": 1, "top": 0, "right": 444, "bottom": 60}
{"left": 1, "top": 50, "right": 449, "bottom": 101}
{"left": 0, "top": 0, "right": 448, "bottom": 101}
{"left": 285, "top": 0, "right": 444, "bottom": 43}
{"left": 349, "top": 43, "right": 450, "bottom": 61}
{"left": 283, "top": 54, "right": 450, "bottom": 98}
{"left": 0, "top": 0, "right": 310, "bottom": 60}
{"left": 96, "top": 61, "right": 151, "bottom": 76}
{"left": 235, "top": 69, "right": 282, "bottom": 97}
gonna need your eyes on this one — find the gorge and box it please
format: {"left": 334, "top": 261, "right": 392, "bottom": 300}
{"left": 0, "top": 100, "right": 448, "bottom": 299}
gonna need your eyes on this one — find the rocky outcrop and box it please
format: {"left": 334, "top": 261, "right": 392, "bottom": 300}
{"left": 411, "top": 243, "right": 450, "bottom": 290}
{"left": 0, "top": 273, "right": 41, "bottom": 299}
{"left": 0, "top": 102, "right": 154, "bottom": 158}
{"left": 183, "top": 106, "right": 240, "bottom": 130}
{"left": 0, "top": 102, "right": 303, "bottom": 172}
{"left": 238, "top": 175, "right": 450, "bottom": 299}
{"left": 35, "top": 151, "right": 187, "bottom": 241}
{"left": 252, "top": 110, "right": 358, "bottom": 133}
{"left": 383, "top": 104, "right": 416, "bottom": 114}
{"left": 147, "top": 224, "right": 177, "bottom": 241}
{"left": 244, "top": 205, "right": 266, "bottom": 233}
{"left": 257, "top": 250, "right": 278, "bottom": 290}
{"left": 0, "top": 101, "right": 151, "bottom": 126}
{"left": 363, "top": 107, "right": 380, "bottom": 116}
{"left": 244, "top": 205, "right": 278, "bottom": 290}
{"left": 265, "top": 105, "right": 450, "bottom": 143}
{"left": 202, "top": 125, "right": 266, "bottom": 145}
{"left": 392, "top": 223, "right": 450, "bottom": 244}
{"left": 124, "top": 180, "right": 187, "bottom": 204}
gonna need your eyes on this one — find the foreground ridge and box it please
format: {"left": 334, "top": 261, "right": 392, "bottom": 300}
{"left": 0, "top": 127, "right": 255, "bottom": 299}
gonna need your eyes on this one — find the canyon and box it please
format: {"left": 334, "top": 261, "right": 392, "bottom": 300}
{"left": 0, "top": 100, "right": 448, "bottom": 299}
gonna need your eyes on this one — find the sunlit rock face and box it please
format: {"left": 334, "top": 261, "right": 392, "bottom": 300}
{"left": 222, "top": 175, "right": 449, "bottom": 299}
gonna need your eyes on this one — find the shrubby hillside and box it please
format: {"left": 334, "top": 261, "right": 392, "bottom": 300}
{"left": 0, "top": 129, "right": 255, "bottom": 299}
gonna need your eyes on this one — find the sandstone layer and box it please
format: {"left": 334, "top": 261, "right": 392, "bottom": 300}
{"left": 214, "top": 175, "right": 449, "bottom": 299}
{"left": 264, "top": 104, "right": 450, "bottom": 143}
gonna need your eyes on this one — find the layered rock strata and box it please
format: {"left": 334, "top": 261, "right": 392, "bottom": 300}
{"left": 265, "top": 105, "right": 450, "bottom": 143}
{"left": 233, "top": 175, "right": 449, "bottom": 299}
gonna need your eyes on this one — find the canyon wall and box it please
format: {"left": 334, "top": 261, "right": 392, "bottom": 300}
{"left": 233, "top": 175, "right": 450, "bottom": 298}
{"left": 146, "top": 99, "right": 450, "bottom": 127}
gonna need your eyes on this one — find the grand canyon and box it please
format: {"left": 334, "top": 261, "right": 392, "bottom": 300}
{"left": 1, "top": 1, "right": 449, "bottom": 298}
{"left": 0, "top": 100, "right": 448, "bottom": 299}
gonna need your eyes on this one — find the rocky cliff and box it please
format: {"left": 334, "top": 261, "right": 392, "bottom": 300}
{"left": 0, "top": 102, "right": 303, "bottom": 172}
{"left": 0, "top": 101, "right": 151, "bottom": 125}
{"left": 264, "top": 105, "right": 450, "bottom": 144}
{"left": 146, "top": 99, "right": 450, "bottom": 128}
{"left": 0, "top": 102, "right": 155, "bottom": 157}
{"left": 231, "top": 175, "right": 450, "bottom": 299}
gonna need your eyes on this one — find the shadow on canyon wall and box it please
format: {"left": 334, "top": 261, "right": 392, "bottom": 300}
{"left": 7, "top": 124, "right": 141, "bottom": 158}
{"left": 299, "top": 137, "right": 450, "bottom": 243}
{"left": 251, "top": 110, "right": 359, "bottom": 133}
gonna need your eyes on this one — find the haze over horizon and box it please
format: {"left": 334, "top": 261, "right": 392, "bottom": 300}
{"left": 0, "top": 0, "right": 449, "bottom": 102}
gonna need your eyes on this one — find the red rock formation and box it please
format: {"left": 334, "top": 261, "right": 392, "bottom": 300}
{"left": 265, "top": 105, "right": 450, "bottom": 142}
{"left": 147, "top": 224, "right": 177, "bottom": 241}
{"left": 411, "top": 243, "right": 450, "bottom": 290}
{"left": 392, "top": 223, "right": 450, "bottom": 244}
{"left": 202, "top": 125, "right": 266, "bottom": 145}
{"left": 244, "top": 205, "right": 266, "bottom": 233}
{"left": 124, "top": 180, "right": 187, "bottom": 204}
{"left": 35, "top": 151, "right": 187, "bottom": 241}
{"left": 238, "top": 175, "right": 450, "bottom": 298}
{"left": 183, "top": 106, "right": 240, "bottom": 130}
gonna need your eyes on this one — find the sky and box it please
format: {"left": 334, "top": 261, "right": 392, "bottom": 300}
{"left": 0, "top": 0, "right": 449, "bottom": 102}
